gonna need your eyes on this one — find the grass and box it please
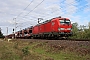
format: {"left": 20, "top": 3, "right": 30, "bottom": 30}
{"left": 33, "top": 45, "right": 90, "bottom": 60}
{"left": 0, "top": 42, "right": 21, "bottom": 60}
{"left": 0, "top": 39, "right": 90, "bottom": 60}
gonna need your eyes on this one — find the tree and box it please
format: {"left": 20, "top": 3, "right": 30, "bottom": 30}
{"left": 72, "top": 22, "right": 78, "bottom": 30}
{"left": 71, "top": 22, "right": 90, "bottom": 39}
{"left": 88, "top": 22, "right": 90, "bottom": 29}
{"left": 0, "top": 28, "right": 4, "bottom": 38}
{"left": 72, "top": 22, "right": 79, "bottom": 38}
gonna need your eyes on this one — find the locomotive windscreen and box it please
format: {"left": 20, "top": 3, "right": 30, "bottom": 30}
{"left": 60, "top": 20, "right": 70, "bottom": 25}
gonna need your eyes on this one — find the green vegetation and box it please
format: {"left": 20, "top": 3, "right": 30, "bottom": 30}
{"left": 0, "top": 28, "right": 4, "bottom": 38}
{"left": 0, "top": 40, "right": 90, "bottom": 60}
{"left": 32, "top": 42, "right": 90, "bottom": 60}
{"left": 70, "top": 22, "right": 90, "bottom": 39}
{"left": 22, "top": 46, "right": 30, "bottom": 56}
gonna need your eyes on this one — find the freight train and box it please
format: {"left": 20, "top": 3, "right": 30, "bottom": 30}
{"left": 6, "top": 16, "right": 72, "bottom": 39}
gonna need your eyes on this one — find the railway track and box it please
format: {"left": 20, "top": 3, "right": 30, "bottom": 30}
{"left": 15, "top": 38, "right": 90, "bottom": 41}
{"left": 66, "top": 39, "right": 90, "bottom": 41}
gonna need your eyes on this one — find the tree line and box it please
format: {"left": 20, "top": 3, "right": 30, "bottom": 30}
{"left": 70, "top": 22, "right": 90, "bottom": 39}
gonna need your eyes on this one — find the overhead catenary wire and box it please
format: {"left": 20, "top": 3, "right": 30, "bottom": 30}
{"left": 13, "top": 0, "right": 34, "bottom": 33}
{"left": 19, "top": 0, "right": 63, "bottom": 20}
{"left": 24, "top": 0, "right": 34, "bottom": 10}
{"left": 17, "top": 0, "right": 82, "bottom": 22}
{"left": 24, "top": 0, "right": 44, "bottom": 17}
{"left": 16, "top": 0, "right": 34, "bottom": 18}
{"left": 16, "top": 0, "right": 87, "bottom": 24}
{"left": 15, "top": 0, "right": 81, "bottom": 19}
{"left": 23, "top": 0, "right": 85, "bottom": 21}
{"left": 16, "top": 0, "right": 44, "bottom": 23}
{"left": 19, "top": 0, "right": 74, "bottom": 21}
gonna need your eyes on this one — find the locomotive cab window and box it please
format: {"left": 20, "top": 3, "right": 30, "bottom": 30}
{"left": 60, "top": 20, "right": 70, "bottom": 25}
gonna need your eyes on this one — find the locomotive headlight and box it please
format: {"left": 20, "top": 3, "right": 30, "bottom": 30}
{"left": 60, "top": 28, "right": 64, "bottom": 30}
{"left": 67, "top": 28, "right": 71, "bottom": 30}
{"left": 58, "top": 28, "right": 64, "bottom": 31}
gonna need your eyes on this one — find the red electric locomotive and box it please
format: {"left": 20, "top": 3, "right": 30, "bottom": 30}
{"left": 32, "top": 16, "right": 72, "bottom": 39}
{"left": 6, "top": 16, "right": 72, "bottom": 39}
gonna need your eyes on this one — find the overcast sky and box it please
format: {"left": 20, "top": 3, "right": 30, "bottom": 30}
{"left": 0, "top": 0, "right": 90, "bottom": 35}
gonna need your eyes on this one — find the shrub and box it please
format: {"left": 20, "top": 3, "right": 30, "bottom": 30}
{"left": 22, "top": 46, "right": 29, "bottom": 56}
